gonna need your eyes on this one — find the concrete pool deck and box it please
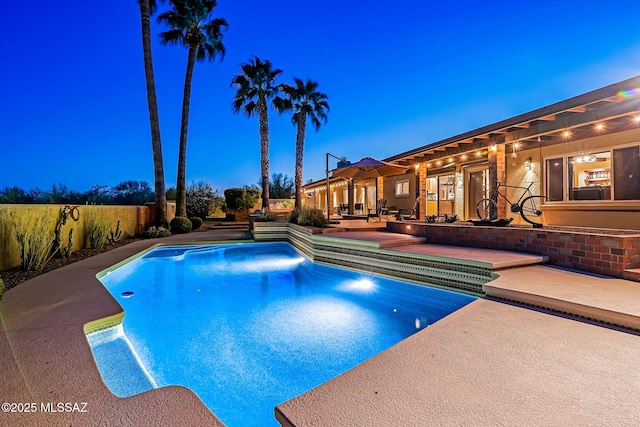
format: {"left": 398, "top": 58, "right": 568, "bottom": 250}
{"left": 1, "top": 229, "right": 640, "bottom": 426}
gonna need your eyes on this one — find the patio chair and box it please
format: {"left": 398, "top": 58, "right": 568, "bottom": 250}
{"left": 339, "top": 203, "right": 348, "bottom": 215}
{"left": 367, "top": 199, "right": 388, "bottom": 222}
{"left": 354, "top": 203, "right": 364, "bottom": 214}
{"left": 402, "top": 198, "right": 419, "bottom": 220}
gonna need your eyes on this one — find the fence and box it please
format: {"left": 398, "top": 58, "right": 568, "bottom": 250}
{"left": 0, "top": 204, "right": 151, "bottom": 271}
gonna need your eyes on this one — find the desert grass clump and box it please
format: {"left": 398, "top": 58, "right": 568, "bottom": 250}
{"left": 10, "top": 208, "right": 56, "bottom": 271}
{"left": 85, "top": 211, "right": 113, "bottom": 250}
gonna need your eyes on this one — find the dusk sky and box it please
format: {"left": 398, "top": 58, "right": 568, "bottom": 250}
{"left": 2, "top": 0, "right": 640, "bottom": 193}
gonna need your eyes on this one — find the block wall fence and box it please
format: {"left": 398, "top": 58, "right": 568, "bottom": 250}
{"left": 0, "top": 203, "right": 175, "bottom": 271}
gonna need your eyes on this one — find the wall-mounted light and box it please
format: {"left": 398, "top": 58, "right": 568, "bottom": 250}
{"left": 524, "top": 157, "right": 532, "bottom": 170}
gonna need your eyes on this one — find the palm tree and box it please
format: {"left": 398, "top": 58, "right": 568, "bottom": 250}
{"left": 138, "top": 0, "right": 167, "bottom": 226}
{"left": 279, "top": 78, "right": 329, "bottom": 210}
{"left": 157, "top": 0, "right": 227, "bottom": 217}
{"left": 231, "top": 57, "right": 284, "bottom": 210}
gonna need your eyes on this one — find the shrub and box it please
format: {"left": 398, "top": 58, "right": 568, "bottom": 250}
{"left": 186, "top": 181, "right": 223, "bottom": 219}
{"left": 297, "top": 208, "right": 328, "bottom": 228}
{"left": 170, "top": 216, "right": 192, "bottom": 234}
{"left": 254, "top": 211, "right": 277, "bottom": 222}
{"left": 10, "top": 208, "right": 56, "bottom": 271}
{"left": 86, "top": 211, "right": 113, "bottom": 250}
{"left": 224, "top": 187, "right": 260, "bottom": 212}
{"left": 142, "top": 226, "right": 172, "bottom": 238}
{"left": 189, "top": 216, "right": 203, "bottom": 230}
{"left": 288, "top": 209, "right": 300, "bottom": 224}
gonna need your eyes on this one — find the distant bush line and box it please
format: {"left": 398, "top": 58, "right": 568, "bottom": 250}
{"left": 0, "top": 181, "right": 155, "bottom": 206}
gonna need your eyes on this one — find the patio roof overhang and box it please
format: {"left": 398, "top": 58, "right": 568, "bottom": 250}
{"left": 302, "top": 176, "right": 348, "bottom": 192}
{"left": 385, "top": 75, "right": 640, "bottom": 166}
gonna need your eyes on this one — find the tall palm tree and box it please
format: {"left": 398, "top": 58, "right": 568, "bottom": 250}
{"left": 231, "top": 57, "right": 284, "bottom": 210}
{"left": 158, "top": 0, "right": 227, "bottom": 217}
{"left": 279, "top": 78, "right": 329, "bottom": 210}
{"left": 138, "top": 0, "right": 167, "bottom": 226}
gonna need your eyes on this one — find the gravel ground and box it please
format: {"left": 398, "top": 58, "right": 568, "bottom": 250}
{"left": 0, "top": 220, "right": 246, "bottom": 293}
{"left": 0, "top": 237, "right": 145, "bottom": 292}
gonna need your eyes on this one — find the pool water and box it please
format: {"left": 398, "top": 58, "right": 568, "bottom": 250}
{"left": 89, "top": 242, "right": 475, "bottom": 426}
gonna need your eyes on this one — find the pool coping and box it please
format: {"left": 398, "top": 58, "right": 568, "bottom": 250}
{"left": 0, "top": 231, "right": 253, "bottom": 426}
{"left": 2, "top": 229, "right": 640, "bottom": 426}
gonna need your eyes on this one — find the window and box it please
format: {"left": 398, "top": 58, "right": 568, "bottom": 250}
{"left": 395, "top": 180, "right": 409, "bottom": 196}
{"left": 545, "top": 144, "right": 640, "bottom": 202}
{"left": 569, "top": 151, "right": 610, "bottom": 201}
{"left": 613, "top": 146, "right": 640, "bottom": 200}
{"left": 546, "top": 158, "right": 563, "bottom": 202}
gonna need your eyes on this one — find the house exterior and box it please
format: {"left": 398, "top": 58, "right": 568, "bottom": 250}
{"left": 304, "top": 75, "right": 640, "bottom": 230}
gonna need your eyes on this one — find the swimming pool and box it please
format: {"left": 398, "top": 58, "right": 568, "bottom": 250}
{"left": 89, "top": 242, "right": 475, "bottom": 426}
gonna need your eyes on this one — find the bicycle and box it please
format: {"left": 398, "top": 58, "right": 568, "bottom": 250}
{"left": 475, "top": 181, "right": 547, "bottom": 227}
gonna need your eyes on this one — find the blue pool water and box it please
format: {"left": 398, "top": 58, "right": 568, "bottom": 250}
{"left": 89, "top": 242, "right": 475, "bottom": 426}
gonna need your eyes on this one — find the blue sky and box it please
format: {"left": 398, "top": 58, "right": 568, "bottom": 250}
{"left": 2, "top": 0, "right": 640, "bottom": 193}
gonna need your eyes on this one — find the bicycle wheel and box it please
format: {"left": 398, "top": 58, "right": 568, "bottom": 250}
{"left": 520, "top": 195, "right": 547, "bottom": 227}
{"left": 476, "top": 198, "right": 497, "bottom": 221}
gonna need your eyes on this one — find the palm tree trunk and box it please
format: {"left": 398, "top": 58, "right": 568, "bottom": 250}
{"left": 176, "top": 46, "right": 197, "bottom": 218}
{"left": 258, "top": 95, "right": 270, "bottom": 210}
{"left": 294, "top": 113, "right": 306, "bottom": 210}
{"left": 139, "top": 0, "right": 167, "bottom": 226}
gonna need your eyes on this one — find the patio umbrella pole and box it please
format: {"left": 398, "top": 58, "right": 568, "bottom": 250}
{"left": 326, "top": 152, "right": 348, "bottom": 224}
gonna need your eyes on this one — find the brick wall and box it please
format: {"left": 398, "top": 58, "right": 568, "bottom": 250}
{"left": 387, "top": 222, "right": 640, "bottom": 281}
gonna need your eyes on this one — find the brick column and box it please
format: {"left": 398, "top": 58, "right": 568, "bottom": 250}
{"left": 348, "top": 179, "right": 355, "bottom": 214}
{"left": 417, "top": 162, "right": 426, "bottom": 220}
{"left": 489, "top": 144, "right": 507, "bottom": 219}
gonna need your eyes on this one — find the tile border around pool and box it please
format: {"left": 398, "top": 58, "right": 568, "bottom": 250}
{"left": 254, "top": 222, "right": 493, "bottom": 294}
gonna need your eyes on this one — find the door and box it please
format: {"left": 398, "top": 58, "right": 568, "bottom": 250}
{"left": 437, "top": 175, "right": 455, "bottom": 215}
{"left": 466, "top": 165, "right": 489, "bottom": 219}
